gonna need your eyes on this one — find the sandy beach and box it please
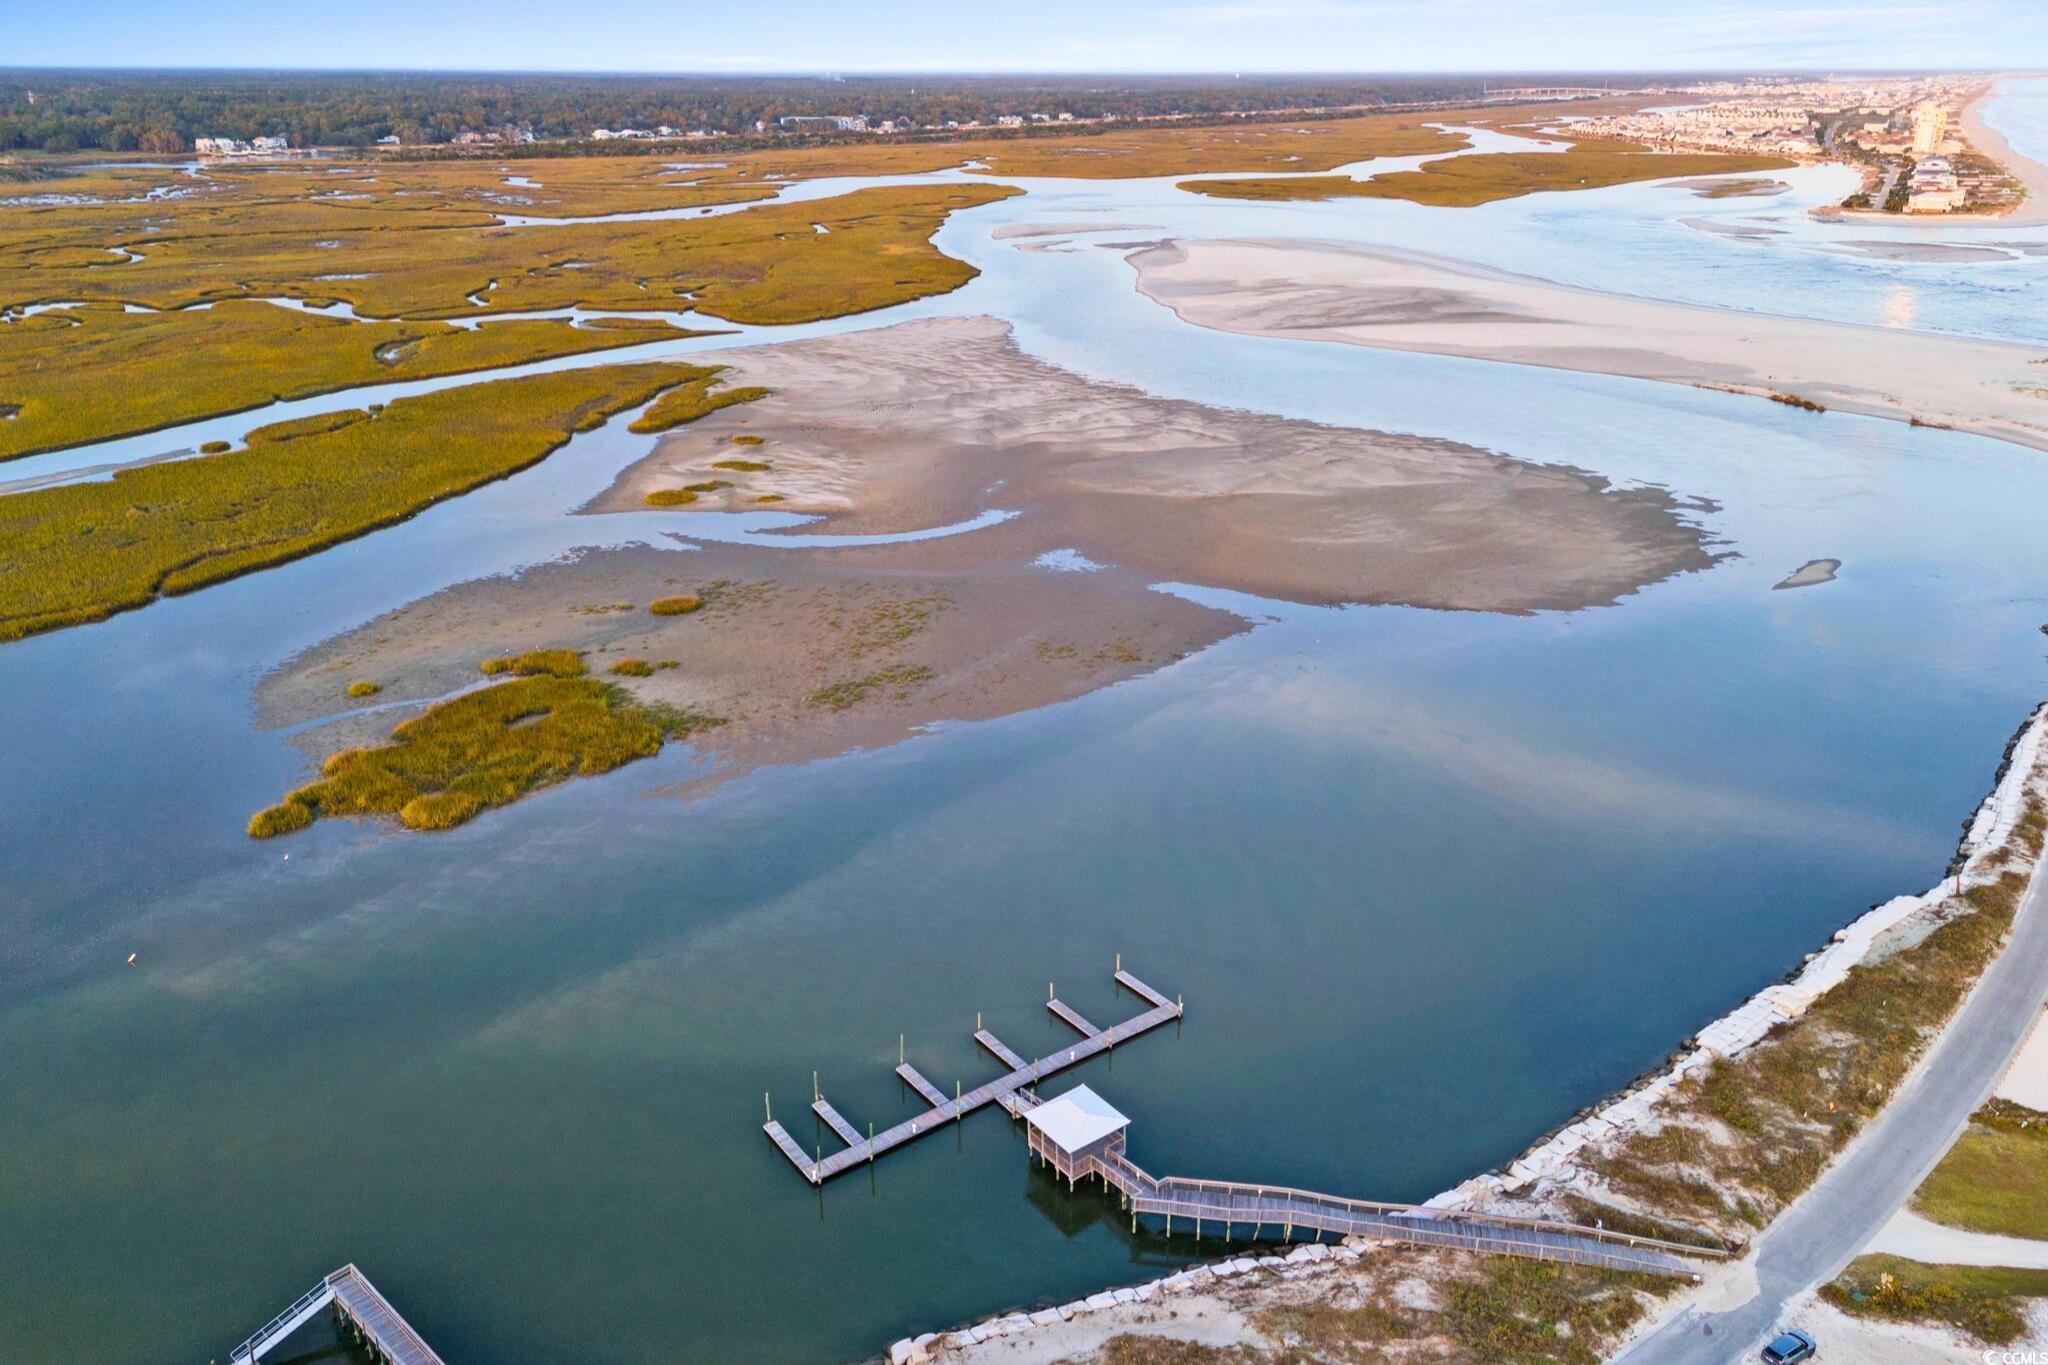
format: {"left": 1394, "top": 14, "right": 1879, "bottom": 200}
{"left": 1132, "top": 239, "right": 2048, "bottom": 456}
{"left": 1962, "top": 76, "right": 2048, "bottom": 228}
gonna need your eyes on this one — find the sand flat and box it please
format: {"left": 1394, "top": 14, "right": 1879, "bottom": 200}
{"left": 590, "top": 316, "right": 1716, "bottom": 613}
{"left": 1131, "top": 238, "right": 2048, "bottom": 456}
{"left": 262, "top": 316, "right": 1719, "bottom": 793}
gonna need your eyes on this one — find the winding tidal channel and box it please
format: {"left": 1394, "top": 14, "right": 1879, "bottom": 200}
{"left": 7, "top": 81, "right": 2048, "bottom": 1363}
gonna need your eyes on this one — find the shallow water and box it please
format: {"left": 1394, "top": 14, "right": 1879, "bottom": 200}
{"left": 4, "top": 90, "right": 2048, "bottom": 1364}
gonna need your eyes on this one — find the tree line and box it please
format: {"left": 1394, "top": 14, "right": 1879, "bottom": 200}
{"left": 0, "top": 69, "right": 1687, "bottom": 153}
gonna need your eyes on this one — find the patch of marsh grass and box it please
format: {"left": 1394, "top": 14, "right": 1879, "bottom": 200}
{"left": 249, "top": 670, "right": 725, "bottom": 836}
{"left": 480, "top": 648, "right": 585, "bottom": 677}
{"left": 649, "top": 595, "right": 702, "bottom": 615}
{"left": 0, "top": 364, "right": 693, "bottom": 643}
{"left": 345, "top": 680, "right": 381, "bottom": 698}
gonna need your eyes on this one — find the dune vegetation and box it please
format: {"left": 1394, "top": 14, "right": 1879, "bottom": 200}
{"left": 1183, "top": 141, "right": 1794, "bottom": 207}
{"left": 248, "top": 669, "right": 726, "bottom": 836}
{"left": 1910, "top": 1098, "right": 2048, "bottom": 1239}
{"left": 0, "top": 300, "right": 694, "bottom": 460}
{"left": 0, "top": 363, "right": 706, "bottom": 642}
{"left": 1573, "top": 798, "right": 2046, "bottom": 1244}
{"left": 1822, "top": 1255, "right": 2048, "bottom": 1345}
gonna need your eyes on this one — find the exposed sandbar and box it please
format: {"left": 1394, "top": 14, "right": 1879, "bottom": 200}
{"left": 588, "top": 316, "right": 1717, "bottom": 614}
{"left": 1132, "top": 239, "right": 2048, "bottom": 456}
{"left": 260, "top": 541, "right": 1241, "bottom": 788}
{"left": 263, "top": 315, "right": 1720, "bottom": 802}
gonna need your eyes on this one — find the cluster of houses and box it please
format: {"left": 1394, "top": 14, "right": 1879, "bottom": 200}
{"left": 193, "top": 135, "right": 290, "bottom": 158}
{"left": 1904, "top": 156, "right": 1965, "bottom": 213}
{"left": 590, "top": 124, "right": 726, "bottom": 141}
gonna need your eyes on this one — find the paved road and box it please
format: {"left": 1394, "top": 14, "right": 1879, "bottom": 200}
{"left": 1614, "top": 860, "right": 2048, "bottom": 1365}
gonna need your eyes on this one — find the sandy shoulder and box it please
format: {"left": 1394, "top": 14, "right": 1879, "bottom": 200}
{"left": 1131, "top": 238, "right": 2048, "bottom": 457}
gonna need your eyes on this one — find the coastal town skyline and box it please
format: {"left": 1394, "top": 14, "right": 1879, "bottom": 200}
{"left": 9, "top": 1, "right": 2048, "bottom": 74}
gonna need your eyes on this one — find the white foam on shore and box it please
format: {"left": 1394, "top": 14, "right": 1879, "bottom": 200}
{"left": 1429, "top": 702, "right": 2048, "bottom": 1208}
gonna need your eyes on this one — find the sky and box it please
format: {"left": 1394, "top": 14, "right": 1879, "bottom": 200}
{"left": 7, "top": 0, "right": 2047, "bottom": 74}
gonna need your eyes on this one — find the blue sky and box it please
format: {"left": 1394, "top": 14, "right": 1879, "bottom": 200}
{"left": 8, "top": 0, "right": 2047, "bottom": 73}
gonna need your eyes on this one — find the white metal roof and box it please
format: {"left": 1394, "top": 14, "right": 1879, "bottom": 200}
{"left": 1023, "top": 1084, "right": 1129, "bottom": 1152}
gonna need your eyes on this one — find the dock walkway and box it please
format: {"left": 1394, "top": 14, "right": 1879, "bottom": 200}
{"left": 1087, "top": 1149, "right": 1711, "bottom": 1278}
{"left": 230, "top": 1264, "right": 444, "bottom": 1365}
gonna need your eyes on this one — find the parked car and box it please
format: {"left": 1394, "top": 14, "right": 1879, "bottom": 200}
{"left": 1762, "top": 1328, "right": 1816, "bottom": 1362}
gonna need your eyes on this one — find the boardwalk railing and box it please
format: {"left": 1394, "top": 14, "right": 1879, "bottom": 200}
{"left": 229, "top": 1280, "right": 334, "bottom": 1364}
{"left": 229, "top": 1264, "right": 445, "bottom": 1365}
{"left": 1074, "top": 1146, "right": 1722, "bottom": 1279}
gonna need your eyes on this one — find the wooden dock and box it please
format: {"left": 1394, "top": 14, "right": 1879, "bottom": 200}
{"left": 1066, "top": 1145, "right": 1721, "bottom": 1279}
{"left": 764, "top": 964, "right": 1181, "bottom": 1184}
{"left": 230, "top": 1264, "right": 444, "bottom": 1365}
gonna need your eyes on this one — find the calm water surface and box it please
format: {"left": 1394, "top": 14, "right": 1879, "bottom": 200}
{"left": 4, "top": 89, "right": 2048, "bottom": 1363}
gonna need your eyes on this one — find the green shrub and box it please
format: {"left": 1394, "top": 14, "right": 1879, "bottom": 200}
{"left": 345, "top": 680, "right": 381, "bottom": 698}
{"left": 649, "top": 595, "right": 702, "bottom": 616}
{"left": 609, "top": 658, "right": 654, "bottom": 677}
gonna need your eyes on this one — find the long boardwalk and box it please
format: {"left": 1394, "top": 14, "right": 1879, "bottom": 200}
{"left": 1086, "top": 1148, "right": 1713, "bottom": 1278}
{"left": 764, "top": 966, "right": 1179, "bottom": 1184}
{"left": 231, "top": 1264, "right": 444, "bottom": 1365}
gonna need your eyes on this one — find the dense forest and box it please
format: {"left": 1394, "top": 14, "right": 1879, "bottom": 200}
{"left": 0, "top": 69, "right": 1678, "bottom": 153}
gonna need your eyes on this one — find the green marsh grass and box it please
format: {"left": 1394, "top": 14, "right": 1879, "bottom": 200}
{"left": 1185, "top": 143, "right": 1793, "bottom": 207}
{"left": 648, "top": 595, "right": 703, "bottom": 615}
{"left": 345, "top": 680, "right": 381, "bottom": 698}
{"left": 481, "top": 648, "right": 586, "bottom": 677}
{"left": 711, "top": 458, "right": 771, "bottom": 472}
{"left": 0, "top": 299, "right": 688, "bottom": 461}
{"left": 249, "top": 671, "right": 724, "bottom": 836}
{"left": 0, "top": 363, "right": 694, "bottom": 643}
{"left": 626, "top": 369, "right": 768, "bottom": 434}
